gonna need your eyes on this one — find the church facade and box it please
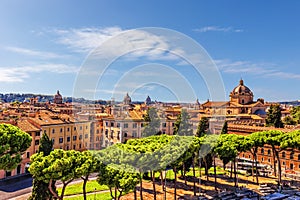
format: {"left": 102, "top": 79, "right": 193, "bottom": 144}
{"left": 201, "top": 79, "right": 266, "bottom": 123}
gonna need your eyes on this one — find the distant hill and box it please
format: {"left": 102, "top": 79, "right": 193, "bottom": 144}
{"left": 279, "top": 100, "right": 300, "bottom": 106}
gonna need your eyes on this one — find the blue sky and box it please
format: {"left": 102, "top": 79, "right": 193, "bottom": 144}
{"left": 0, "top": 0, "right": 300, "bottom": 102}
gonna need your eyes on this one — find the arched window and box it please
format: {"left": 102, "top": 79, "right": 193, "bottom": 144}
{"left": 124, "top": 132, "right": 128, "bottom": 137}
{"left": 267, "top": 149, "right": 271, "bottom": 156}
{"left": 261, "top": 148, "right": 264, "bottom": 154}
{"left": 290, "top": 152, "right": 294, "bottom": 160}
{"left": 282, "top": 152, "right": 286, "bottom": 158}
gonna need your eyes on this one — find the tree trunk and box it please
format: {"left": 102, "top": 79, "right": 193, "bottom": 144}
{"left": 272, "top": 146, "right": 277, "bottom": 177}
{"left": 118, "top": 190, "right": 122, "bottom": 200}
{"left": 254, "top": 152, "right": 259, "bottom": 184}
{"left": 213, "top": 155, "right": 217, "bottom": 191}
{"left": 134, "top": 187, "right": 137, "bottom": 200}
{"left": 151, "top": 171, "right": 156, "bottom": 200}
{"left": 160, "top": 171, "right": 164, "bottom": 191}
{"left": 48, "top": 179, "right": 60, "bottom": 200}
{"left": 183, "top": 163, "right": 187, "bottom": 185}
{"left": 174, "top": 167, "right": 177, "bottom": 200}
{"left": 192, "top": 158, "right": 196, "bottom": 196}
{"left": 233, "top": 159, "right": 237, "bottom": 187}
{"left": 251, "top": 150, "right": 255, "bottom": 182}
{"left": 275, "top": 150, "right": 282, "bottom": 185}
{"left": 115, "top": 187, "right": 117, "bottom": 200}
{"left": 204, "top": 159, "right": 209, "bottom": 181}
{"left": 230, "top": 161, "right": 233, "bottom": 178}
{"left": 140, "top": 173, "right": 143, "bottom": 200}
{"left": 199, "top": 158, "right": 202, "bottom": 195}
{"left": 109, "top": 188, "right": 114, "bottom": 199}
{"left": 82, "top": 176, "right": 88, "bottom": 200}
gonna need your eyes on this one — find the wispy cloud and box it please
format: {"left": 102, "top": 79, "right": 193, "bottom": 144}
{"left": 194, "top": 26, "right": 243, "bottom": 33}
{"left": 51, "top": 27, "right": 185, "bottom": 62}
{"left": 5, "top": 46, "right": 67, "bottom": 59}
{"left": 215, "top": 59, "right": 300, "bottom": 80}
{"left": 52, "top": 27, "right": 123, "bottom": 53}
{"left": 0, "top": 64, "right": 78, "bottom": 83}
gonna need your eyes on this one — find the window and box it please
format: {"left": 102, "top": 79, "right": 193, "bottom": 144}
{"left": 35, "top": 132, "right": 40, "bottom": 137}
{"left": 105, "top": 122, "right": 108, "bottom": 126}
{"left": 282, "top": 161, "right": 285, "bottom": 166}
{"left": 80, "top": 126, "right": 82, "bottom": 130}
{"left": 44, "top": 130, "right": 47, "bottom": 134}
{"left": 133, "top": 123, "right": 137, "bottom": 128}
{"left": 124, "top": 123, "right": 128, "bottom": 128}
{"left": 86, "top": 126, "right": 88, "bottom": 129}
{"left": 267, "top": 149, "right": 271, "bottom": 156}
{"left": 73, "top": 145, "right": 76, "bottom": 150}
{"left": 261, "top": 158, "right": 264, "bottom": 161}
{"left": 60, "top": 128, "right": 63, "bottom": 133}
{"left": 117, "top": 123, "right": 120, "bottom": 128}
{"left": 290, "top": 152, "right": 294, "bottom": 160}
{"left": 298, "top": 154, "right": 300, "bottom": 161}
{"left": 67, "top": 136, "right": 71, "bottom": 142}
{"left": 282, "top": 152, "right": 286, "bottom": 158}
{"left": 74, "top": 127, "right": 76, "bottom": 131}
{"left": 124, "top": 132, "right": 128, "bottom": 137}
{"left": 268, "top": 159, "right": 271, "bottom": 163}
{"left": 79, "top": 135, "right": 83, "bottom": 140}
{"left": 85, "top": 134, "right": 88, "bottom": 139}
{"left": 26, "top": 152, "right": 30, "bottom": 158}
{"left": 66, "top": 145, "right": 69, "bottom": 150}
{"left": 162, "top": 123, "right": 167, "bottom": 128}
{"left": 79, "top": 144, "right": 82, "bottom": 149}
{"left": 105, "top": 129, "right": 108, "bottom": 137}
{"left": 290, "top": 163, "right": 294, "bottom": 170}
{"left": 132, "top": 131, "right": 137, "bottom": 138}
{"left": 73, "top": 135, "right": 77, "bottom": 141}
{"left": 96, "top": 136, "right": 99, "bottom": 141}
{"left": 52, "top": 138, "right": 55, "bottom": 144}
{"left": 111, "top": 122, "right": 114, "bottom": 127}
{"left": 97, "top": 130, "right": 99, "bottom": 134}
{"left": 52, "top": 129, "right": 55, "bottom": 134}
{"left": 35, "top": 140, "right": 39, "bottom": 145}
{"left": 59, "top": 137, "right": 63, "bottom": 143}
{"left": 67, "top": 127, "right": 70, "bottom": 132}
{"left": 261, "top": 148, "right": 264, "bottom": 154}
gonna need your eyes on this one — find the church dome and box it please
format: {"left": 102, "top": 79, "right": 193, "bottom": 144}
{"left": 123, "top": 93, "right": 132, "bottom": 105}
{"left": 232, "top": 79, "right": 253, "bottom": 96}
{"left": 230, "top": 79, "right": 253, "bottom": 104}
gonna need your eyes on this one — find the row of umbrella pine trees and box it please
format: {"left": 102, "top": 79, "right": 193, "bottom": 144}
{"left": 29, "top": 129, "right": 300, "bottom": 200}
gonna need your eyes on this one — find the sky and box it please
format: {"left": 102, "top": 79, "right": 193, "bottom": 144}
{"left": 0, "top": 0, "right": 300, "bottom": 102}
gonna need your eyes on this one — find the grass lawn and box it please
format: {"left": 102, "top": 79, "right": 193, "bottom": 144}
{"left": 64, "top": 192, "right": 112, "bottom": 200}
{"left": 57, "top": 180, "right": 109, "bottom": 196}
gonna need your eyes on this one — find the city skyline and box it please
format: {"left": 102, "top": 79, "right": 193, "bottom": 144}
{"left": 0, "top": 1, "right": 300, "bottom": 102}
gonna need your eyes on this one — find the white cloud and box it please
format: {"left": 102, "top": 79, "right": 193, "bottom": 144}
{"left": 5, "top": 46, "right": 67, "bottom": 59}
{"left": 215, "top": 59, "right": 300, "bottom": 80}
{"left": 53, "top": 27, "right": 123, "bottom": 53}
{"left": 194, "top": 26, "right": 243, "bottom": 33}
{"left": 0, "top": 64, "right": 78, "bottom": 83}
{"left": 52, "top": 27, "right": 185, "bottom": 62}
